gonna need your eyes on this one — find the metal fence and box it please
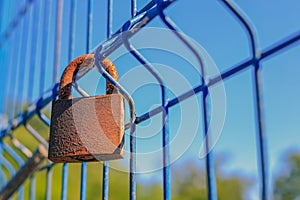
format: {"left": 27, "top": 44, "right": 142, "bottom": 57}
{"left": 0, "top": 0, "right": 299, "bottom": 199}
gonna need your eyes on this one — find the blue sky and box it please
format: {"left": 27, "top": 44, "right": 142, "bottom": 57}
{"left": 1, "top": 0, "right": 300, "bottom": 199}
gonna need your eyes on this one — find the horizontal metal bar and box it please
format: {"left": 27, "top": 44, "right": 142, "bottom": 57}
{"left": 261, "top": 30, "right": 300, "bottom": 59}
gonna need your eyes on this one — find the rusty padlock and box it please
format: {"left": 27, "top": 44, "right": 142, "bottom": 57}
{"left": 48, "top": 54, "right": 124, "bottom": 162}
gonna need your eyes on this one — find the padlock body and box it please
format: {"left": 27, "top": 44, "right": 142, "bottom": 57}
{"left": 48, "top": 94, "right": 124, "bottom": 162}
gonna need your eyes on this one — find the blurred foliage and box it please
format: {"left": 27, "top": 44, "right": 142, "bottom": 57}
{"left": 171, "top": 161, "right": 250, "bottom": 200}
{"left": 274, "top": 151, "right": 300, "bottom": 200}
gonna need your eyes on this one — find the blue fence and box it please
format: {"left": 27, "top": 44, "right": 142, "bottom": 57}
{"left": 0, "top": 0, "right": 300, "bottom": 199}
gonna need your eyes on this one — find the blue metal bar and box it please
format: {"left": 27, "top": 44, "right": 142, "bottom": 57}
{"left": 162, "top": 105, "right": 170, "bottom": 200}
{"left": 14, "top": 2, "right": 28, "bottom": 117}
{"left": 220, "top": 1, "right": 268, "bottom": 199}
{"left": 261, "top": 30, "right": 300, "bottom": 59}
{"left": 39, "top": 0, "right": 51, "bottom": 96}
{"left": 53, "top": 0, "right": 63, "bottom": 84}
{"left": 107, "top": 0, "right": 113, "bottom": 39}
{"left": 253, "top": 63, "right": 268, "bottom": 200}
{"left": 61, "top": 1, "right": 77, "bottom": 199}
{"left": 12, "top": 25, "right": 23, "bottom": 118}
{"left": 80, "top": 1, "right": 93, "bottom": 199}
{"left": 37, "top": 3, "right": 53, "bottom": 127}
{"left": 68, "top": 0, "right": 76, "bottom": 62}
{"left": 102, "top": 1, "right": 112, "bottom": 200}
{"left": 9, "top": 28, "right": 21, "bottom": 119}
{"left": 27, "top": 0, "right": 39, "bottom": 102}
{"left": 202, "top": 87, "right": 217, "bottom": 200}
{"left": 4, "top": 31, "right": 16, "bottom": 120}
{"left": 61, "top": 163, "right": 68, "bottom": 200}
{"left": 102, "top": 161, "right": 109, "bottom": 200}
{"left": 87, "top": 0, "right": 93, "bottom": 52}
{"left": 129, "top": 123, "right": 136, "bottom": 200}
{"left": 46, "top": 167, "right": 53, "bottom": 200}
{"left": 131, "top": 0, "right": 137, "bottom": 17}
{"left": 29, "top": 175, "right": 35, "bottom": 200}
{"left": 80, "top": 162, "right": 87, "bottom": 200}
{"left": 121, "top": 30, "right": 168, "bottom": 200}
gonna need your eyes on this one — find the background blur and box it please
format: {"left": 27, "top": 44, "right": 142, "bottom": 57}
{"left": 0, "top": 0, "right": 300, "bottom": 199}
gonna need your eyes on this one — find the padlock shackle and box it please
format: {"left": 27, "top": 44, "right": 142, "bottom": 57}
{"left": 59, "top": 54, "right": 119, "bottom": 99}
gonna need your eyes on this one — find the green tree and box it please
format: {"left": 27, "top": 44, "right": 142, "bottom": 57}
{"left": 171, "top": 161, "right": 250, "bottom": 200}
{"left": 274, "top": 151, "right": 300, "bottom": 200}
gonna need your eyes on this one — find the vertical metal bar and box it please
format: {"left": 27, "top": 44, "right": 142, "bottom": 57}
{"left": 121, "top": 35, "right": 167, "bottom": 200}
{"left": 61, "top": 163, "right": 68, "bottom": 200}
{"left": 162, "top": 104, "right": 170, "bottom": 200}
{"left": 5, "top": 31, "right": 16, "bottom": 120}
{"left": 80, "top": 162, "right": 87, "bottom": 200}
{"left": 10, "top": 25, "right": 21, "bottom": 119}
{"left": 12, "top": 18, "right": 23, "bottom": 117}
{"left": 131, "top": 0, "right": 137, "bottom": 17}
{"left": 53, "top": 0, "right": 63, "bottom": 84}
{"left": 80, "top": 1, "right": 93, "bottom": 199}
{"left": 46, "top": 167, "right": 53, "bottom": 200}
{"left": 130, "top": 123, "right": 136, "bottom": 200}
{"left": 45, "top": 0, "right": 63, "bottom": 199}
{"left": 253, "top": 63, "right": 268, "bottom": 200}
{"left": 3, "top": 1, "right": 17, "bottom": 120}
{"left": 202, "top": 88, "right": 217, "bottom": 200}
{"left": 39, "top": 0, "right": 51, "bottom": 96}
{"left": 107, "top": 0, "right": 113, "bottom": 38}
{"left": 61, "top": 0, "right": 76, "bottom": 199}
{"left": 68, "top": 0, "right": 76, "bottom": 62}
{"left": 87, "top": 0, "right": 93, "bottom": 51}
{"left": 27, "top": 0, "right": 39, "bottom": 102}
{"left": 219, "top": 2, "right": 269, "bottom": 199}
{"left": 29, "top": 176, "right": 35, "bottom": 200}
{"left": 15, "top": 0, "right": 29, "bottom": 116}
{"left": 102, "top": 1, "right": 112, "bottom": 199}
{"left": 102, "top": 161, "right": 109, "bottom": 200}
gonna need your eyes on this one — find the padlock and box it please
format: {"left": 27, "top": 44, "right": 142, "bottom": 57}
{"left": 48, "top": 54, "right": 124, "bottom": 162}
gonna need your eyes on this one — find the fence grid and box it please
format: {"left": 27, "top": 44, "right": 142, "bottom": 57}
{"left": 0, "top": 0, "right": 300, "bottom": 200}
